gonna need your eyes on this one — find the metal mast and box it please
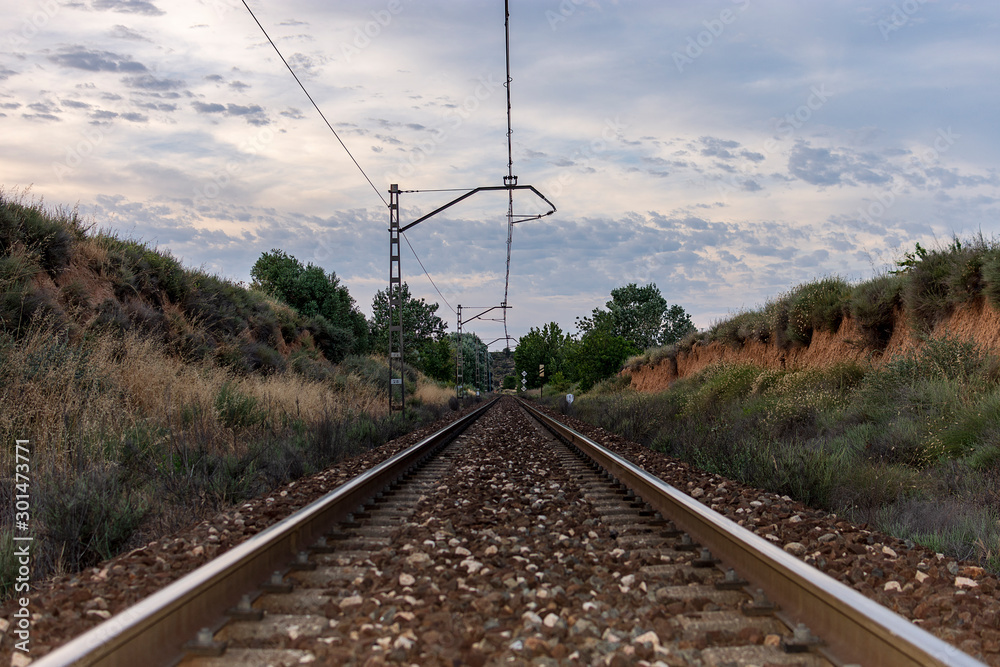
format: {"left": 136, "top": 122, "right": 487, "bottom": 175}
{"left": 388, "top": 184, "right": 404, "bottom": 412}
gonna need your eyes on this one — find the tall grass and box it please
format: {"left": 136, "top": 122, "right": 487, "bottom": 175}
{"left": 0, "top": 193, "right": 453, "bottom": 597}
{"left": 571, "top": 337, "right": 1000, "bottom": 570}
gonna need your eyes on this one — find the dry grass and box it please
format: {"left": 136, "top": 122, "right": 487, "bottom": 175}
{"left": 0, "top": 325, "right": 395, "bottom": 474}
{"left": 413, "top": 381, "right": 455, "bottom": 407}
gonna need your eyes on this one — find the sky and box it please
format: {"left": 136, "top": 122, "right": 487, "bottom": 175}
{"left": 2, "top": 0, "right": 999, "bottom": 348}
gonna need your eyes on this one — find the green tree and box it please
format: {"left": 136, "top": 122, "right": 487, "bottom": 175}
{"left": 566, "top": 329, "right": 638, "bottom": 392}
{"left": 662, "top": 303, "right": 697, "bottom": 345}
{"left": 370, "top": 283, "right": 450, "bottom": 381}
{"left": 514, "top": 322, "right": 570, "bottom": 389}
{"left": 250, "top": 249, "right": 368, "bottom": 361}
{"left": 578, "top": 282, "right": 695, "bottom": 349}
{"left": 450, "top": 331, "right": 490, "bottom": 392}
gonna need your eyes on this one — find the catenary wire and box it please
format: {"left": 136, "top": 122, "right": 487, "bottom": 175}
{"left": 241, "top": 1, "right": 388, "bottom": 208}
{"left": 401, "top": 232, "right": 456, "bottom": 314}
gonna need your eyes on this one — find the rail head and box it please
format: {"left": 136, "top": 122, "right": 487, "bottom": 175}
{"left": 35, "top": 397, "right": 499, "bottom": 667}
{"left": 517, "top": 398, "right": 985, "bottom": 667}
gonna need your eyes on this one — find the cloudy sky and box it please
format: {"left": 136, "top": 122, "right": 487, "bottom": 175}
{"left": 2, "top": 0, "right": 999, "bottom": 346}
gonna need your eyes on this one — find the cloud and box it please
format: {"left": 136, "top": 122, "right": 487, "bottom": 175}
{"left": 108, "top": 24, "right": 150, "bottom": 41}
{"left": 22, "top": 113, "right": 60, "bottom": 122}
{"left": 787, "top": 141, "right": 893, "bottom": 187}
{"left": 0, "top": 66, "right": 17, "bottom": 81}
{"left": 229, "top": 81, "right": 250, "bottom": 92}
{"left": 92, "top": 0, "right": 165, "bottom": 15}
{"left": 90, "top": 109, "right": 118, "bottom": 121}
{"left": 61, "top": 99, "right": 92, "bottom": 109}
{"left": 699, "top": 136, "right": 740, "bottom": 159}
{"left": 192, "top": 101, "right": 270, "bottom": 125}
{"left": 49, "top": 46, "right": 147, "bottom": 72}
{"left": 121, "top": 74, "right": 185, "bottom": 90}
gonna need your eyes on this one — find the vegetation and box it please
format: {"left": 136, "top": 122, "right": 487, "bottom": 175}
{"left": 514, "top": 283, "right": 694, "bottom": 393}
{"left": 568, "top": 336, "right": 1000, "bottom": 570}
{"left": 0, "top": 192, "right": 455, "bottom": 598}
{"left": 250, "top": 249, "right": 368, "bottom": 361}
{"left": 369, "top": 282, "right": 452, "bottom": 383}
{"left": 554, "top": 236, "right": 1000, "bottom": 572}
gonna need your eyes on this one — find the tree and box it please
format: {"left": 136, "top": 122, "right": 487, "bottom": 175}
{"left": 514, "top": 322, "right": 570, "bottom": 389}
{"left": 662, "top": 303, "right": 697, "bottom": 345}
{"left": 577, "top": 282, "right": 695, "bottom": 349}
{"left": 370, "top": 283, "right": 450, "bottom": 381}
{"left": 565, "top": 329, "right": 638, "bottom": 392}
{"left": 250, "top": 249, "right": 368, "bottom": 361}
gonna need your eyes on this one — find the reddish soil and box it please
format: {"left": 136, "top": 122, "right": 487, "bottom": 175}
{"left": 629, "top": 300, "right": 1000, "bottom": 392}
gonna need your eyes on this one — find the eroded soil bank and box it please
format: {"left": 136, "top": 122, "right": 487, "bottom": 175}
{"left": 628, "top": 300, "right": 1000, "bottom": 392}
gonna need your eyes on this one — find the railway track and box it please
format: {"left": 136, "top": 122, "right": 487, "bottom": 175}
{"left": 33, "top": 396, "right": 985, "bottom": 666}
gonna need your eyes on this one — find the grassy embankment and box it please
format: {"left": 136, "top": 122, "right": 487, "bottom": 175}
{"left": 563, "top": 239, "right": 1000, "bottom": 569}
{"left": 0, "top": 191, "right": 453, "bottom": 597}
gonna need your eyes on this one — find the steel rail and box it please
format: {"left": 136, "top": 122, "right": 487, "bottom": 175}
{"left": 36, "top": 398, "right": 499, "bottom": 667}
{"left": 517, "top": 399, "right": 985, "bottom": 667}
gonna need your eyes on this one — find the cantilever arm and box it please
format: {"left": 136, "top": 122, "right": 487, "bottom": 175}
{"left": 399, "top": 184, "right": 556, "bottom": 233}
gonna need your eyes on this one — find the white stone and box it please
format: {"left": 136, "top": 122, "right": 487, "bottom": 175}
{"left": 543, "top": 613, "right": 560, "bottom": 628}
{"left": 11, "top": 653, "right": 32, "bottom": 667}
{"left": 955, "top": 577, "right": 979, "bottom": 588}
{"left": 633, "top": 630, "right": 660, "bottom": 647}
{"left": 399, "top": 573, "right": 416, "bottom": 587}
{"left": 882, "top": 546, "right": 898, "bottom": 558}
{"left": 915, "top": 571, "right": 930, "bottom": 584}
{"left": 455, "top": 546, "right": 472, "bottom": 557}
{"left": 339, "top": 595, "right": 364, "bottom": 608}
{"left": 620, "top": 574, "right": 636, "bottom": 587}
{"left": 884, "top": 581, "right": 902, "bottom": 592}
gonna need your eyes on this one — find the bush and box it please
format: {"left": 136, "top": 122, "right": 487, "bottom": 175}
{"left": 981, "top": 248, "right": 1000, "bottom": 309}
{"left": 37, "top": 464, "right": 148, "bottom": 571}
{"left": 849, "top": 274, "right": 903, "bottom": 349}
{"left": 215, "top": 381, "right": 266, "bottom": 429}
{"left": 785, "top": 278, "right": 851, "bottom": 345}
{"left": 904, "top": 248, "right": 958, "bottom": 332}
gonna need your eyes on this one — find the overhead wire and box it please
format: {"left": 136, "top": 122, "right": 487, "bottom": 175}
{"left": 501, "top": 0, "right": 516, "bottom": 347}
{"left": 241, "top": 1, "right": 388, "bottom": 208}
{"left": 401, "top": 231, "right": 456, "bottom": 314}
{"left": 242, "top": 1, "right": 459, "bottom": 313}
{"left": 243, "top": 0, "right": 528, "bottom": 358}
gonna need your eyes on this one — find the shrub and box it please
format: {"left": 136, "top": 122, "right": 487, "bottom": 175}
{"left": 849, "top": 274, "right": 903, "bottom": 349}
{"left": 981, "top": 248, "right": 1000, "bottom": 309}
{"left": 37, "top": 464, "right": 148, "bottom": 571}
{"left": 785, "top": 278, "right": 851, "bottom": 345}
{"left": 215, "top": 381, "right": 266, "bottom": 429}
{"left": 946, "top": 245, "right": 987, "bottom": 306}
{"left": 904, "top": 248, "right": 958, "bottom": 332}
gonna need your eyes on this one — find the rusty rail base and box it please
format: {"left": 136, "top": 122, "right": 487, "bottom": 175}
{"left": 36, "top": 398, "right": 499, "bottom": 667}
{"left": 517, "top": 398, "right": 985, "bottom": 667}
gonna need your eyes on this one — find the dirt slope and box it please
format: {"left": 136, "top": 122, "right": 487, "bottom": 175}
{"left": 629, "top": 299, "right": 1000, "bottom": 392}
